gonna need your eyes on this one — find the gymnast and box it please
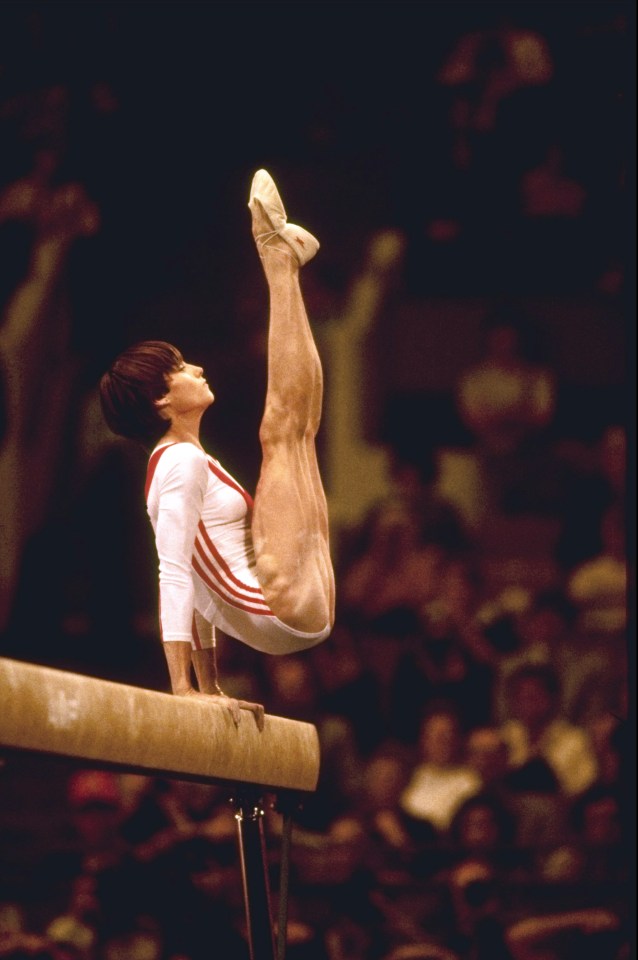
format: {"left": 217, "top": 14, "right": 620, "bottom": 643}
{"left": 100, "top": 170, "right": 335, "bottom": 728}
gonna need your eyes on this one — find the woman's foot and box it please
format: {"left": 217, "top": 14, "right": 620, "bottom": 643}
{"left": 249, "top": 169, "right": 319, "bottom": 266}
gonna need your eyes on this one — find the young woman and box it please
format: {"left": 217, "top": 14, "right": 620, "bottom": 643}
{"left": 100, "top": 170, "right": 335, "bottom": 727}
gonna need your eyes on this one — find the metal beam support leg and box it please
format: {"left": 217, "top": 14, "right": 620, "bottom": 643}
{"left": 233, "top": 792, "right": 276, "bottom": 960}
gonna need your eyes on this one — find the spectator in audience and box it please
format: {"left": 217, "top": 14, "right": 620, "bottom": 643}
{"left": 444, "top": 792, "right": 527, "bottom": 882}
{"left": 337, "top": 495, "right": 456, "bottom": 747}
{"left": 567, "top": 503, "right": 627, "bottom": 639}
{"left": 563, "top": 502, "right": 628, "bottom": 723}
{"left": 309, "top": 625, "right": 387, "bottom": 757}
{"left": 264, "top": 654, "right": 364, "bottom": 831}
{"left": 587, "top": 713, "right": 625, "bottom": 790}
{"left": 31, "top": 770, "right": 146, "bottom": 948}
{"left": 411, "top": 557, "right": 496, "bottom": 731}
{"left": 555, "top": 423, "right": 626, "bottom": 569}
{"left": 436, "top": 858, "right": 514, "bottom": 960}
{"left": 399, "top": 705, "right": 480, "bottom": 836}
{"left": 356, "top": 743, "right": 419, "bottom": 884}
{"left": 455, "top": 304, "right": 557, "bottom": 519}
{"left": 44, "top": 872, "right": 98, "bottom": 960}
{"left": 540, "top": 781, "right": 627, "bottom": 889}
{"left": 465, "top": 727, "right": 510, "bottom": 793}
{"left": 340, "top": 497, "right": 444, "bottom": 629}
{"left": 499, "top": 664, "right": 598, "bottom": 798}
{"left": 492, "top": 588, "right": 579, "bottom": 724}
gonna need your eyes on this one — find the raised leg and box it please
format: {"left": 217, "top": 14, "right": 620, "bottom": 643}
{"left": 249, "top": 178, "right": 335, "bottom": 634}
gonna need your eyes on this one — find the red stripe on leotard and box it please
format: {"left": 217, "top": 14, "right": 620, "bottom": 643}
{"left": 193, "top": 533, "right": 272, "bottom": 612}
{"left": 195, "top": 520, "right": 263, "bottom": 595}
{"left": 192, "top": 557, "right": 273, "bottom": 616}
{"left": 207, "top": 459, "right": 254, "bottom": 511}
{"left": 145, "top": 443, "right": 178, "bottom": 501}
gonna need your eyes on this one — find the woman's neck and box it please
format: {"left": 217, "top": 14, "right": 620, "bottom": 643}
{"left": 159, "top": 416, "right": 203, "bottom": 450}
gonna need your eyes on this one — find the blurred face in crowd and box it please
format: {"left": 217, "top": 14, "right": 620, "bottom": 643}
{"left": 466, "top": 728, "right": 509, "bottom": 784}
{"left": 458, "top": 804, "right": 501, "bottom": 851}
{"left": 363, "top": 754, "right": 406, "bottom": 809}
{"left": 583, "top": 795, "right": 621, "bottom": 847}
{"left": 520, "top": 606, "right": 566, "bottom": 648}
{"left": 511, "top": 675, "right": 554, "bottom": 730}
{"left": 419, "top": 712, "right": 462, "bottom": 766}
{"left": 73, "top": 801, "right": 122, "bottom": 850}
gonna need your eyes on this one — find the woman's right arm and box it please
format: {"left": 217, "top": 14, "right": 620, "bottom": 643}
{"left": 154, "top": 446, "right": 208, "bottom": 692}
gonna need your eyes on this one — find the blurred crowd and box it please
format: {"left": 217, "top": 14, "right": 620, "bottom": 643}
{"left": 0, "top": 544, "right": 631, "bottom": 960}
{"left": 0, "top": 327, "right": 631, "bottom": 958}
{"left": 0, "top": 3, "right": 632, "bottom": 960}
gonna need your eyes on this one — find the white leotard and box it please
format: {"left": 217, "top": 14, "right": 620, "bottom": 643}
{"left": 146, "top": 442, "right": 329, "bottom": 653}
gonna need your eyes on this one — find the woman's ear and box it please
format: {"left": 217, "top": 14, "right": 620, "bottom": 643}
{"left": 154, "top": 395, "right": 170, "bottom": 419}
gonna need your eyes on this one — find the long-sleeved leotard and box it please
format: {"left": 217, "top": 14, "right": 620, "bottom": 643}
{"left": 146, "top": 441, "right": 330, "bottom": 653}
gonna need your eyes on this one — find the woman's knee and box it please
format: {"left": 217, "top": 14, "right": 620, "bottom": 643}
{"left": 259, "top": 398, "right": 312, "bottom": 446}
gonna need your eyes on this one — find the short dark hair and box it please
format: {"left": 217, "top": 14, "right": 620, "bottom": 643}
{"left": 100, "top": 340, "right": 182, "bottom": 443}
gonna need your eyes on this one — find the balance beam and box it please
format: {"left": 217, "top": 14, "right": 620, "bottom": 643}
{"left": 0, "top": 657, "right": 320, "bottom": 793}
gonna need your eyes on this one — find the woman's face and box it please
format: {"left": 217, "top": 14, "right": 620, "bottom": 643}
{"left": 159, "top": 358, "right": 214, "bottom": 417}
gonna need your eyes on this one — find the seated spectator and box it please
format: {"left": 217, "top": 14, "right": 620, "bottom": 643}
{"left": 555, "top": 424, "right": 626, "bottom": 569}
{"left": 340, "top": 497, "right": 444, "bottom": 627}
{"left": 436, "top": 859, "right": 513, "bottom": 960}
{"left": 492, "top": 588, "right": 577, "bottom": 724}
{"left": 499, "top": 664, "right": 598, "bottom": 798}
{"left": 465, "top": 727, "right": 511, "bottom": 796}
{"left": 36, "top": 770, "right": 146, "bottom": 944}
{"left": 115, "top": 777, "right": 246, "bottom": 960}
{"left": 563, "top": 503, "right": 628, "bottom": 724}
{"left": 356, "top": 743, "right": 419, "bottom": 883}
{"left": 413, "top": 557, "right": 496, "bottom": 730}
{"left": 99, "top": 915, "right": 163, "bottom": 960}
{"left": 120, "top": 778, "right": 236, "bottom": 865}
{"left": 540, "top": 782, "right": 627, "bottom": 889}
{"left": 291, "top": 816, "right": 385, "bottom": 960}
{"left": 116, "top": 776, "right": 176, "bottom": 849}
{"left": 309, "top": 625, "right": 387, "bottom": 757}
{"left": 44, "top": 873, "right": 98, "bottom": 959}
{"left": 400, "top": 705, "right": 480, "bottom": 836}
{"left": 455, "top": 304, "right": 557, "bottom": 517}
{"left": 588, "top": 713, "right": 626, "bottom": 790}
{"left": 462, "top": 725, "right": 561, "bottom": 854}
{"left": 457, "top": 306, "right": 554, "bottom": 456}
{"left": 263, "top": 655, "right": 364, "bottom": 832}
{"left": 338, "top": 496, "right": 452, "bottom": 747}
{"left": 445, "top": 792, "right": 527, "bottom": 881}
{"left": 567, "top": 503, "right": 627, "bottom": 639}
